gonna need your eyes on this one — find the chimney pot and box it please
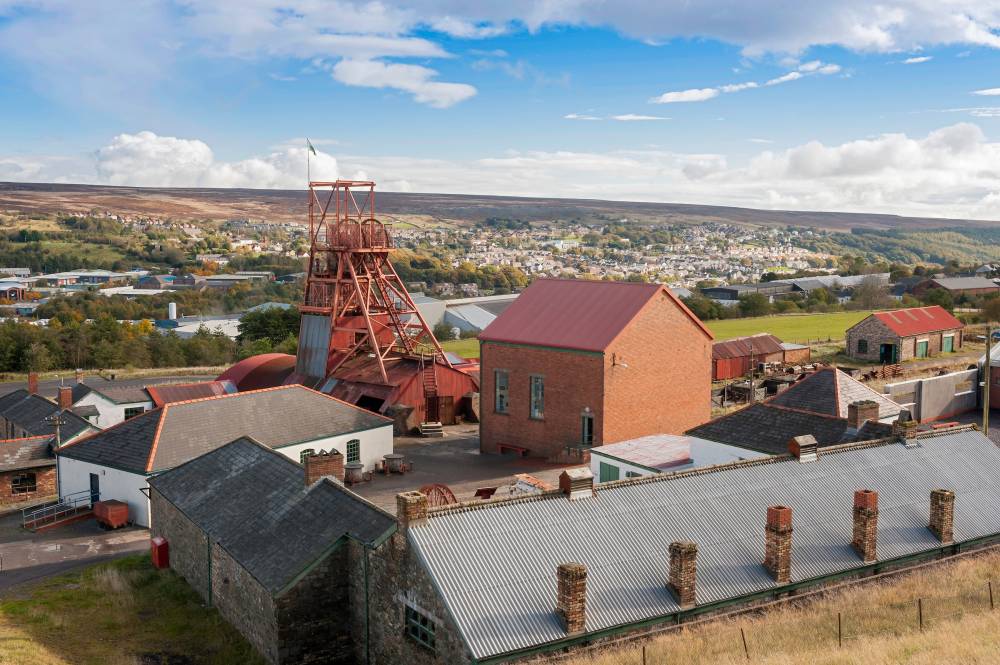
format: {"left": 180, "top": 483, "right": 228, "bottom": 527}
{"left": 848, "top": 400, "right": 880, "bottom": 430}
{"left": 27, "top": 372, "right": 39, "bottom": 395}
{"left": 851, "top": 489, "right": 879, "bottom": 563}
{"left": 58, "top": 385, "right": 73, "bottom": 411}
{"left": 764, "top": 505, "right": 793, "bottom": 583}
{"left": 668, "top": 541, "right": 698, "bottom": 608}
{"left": 303, "top": 449, "right": 344, "bottom": 486}
{"left": 929, "top": 489, "right": 955, "bottom": 544}
{"left": 396, "top": 491, "right": 429, "bottom": 530}
{"left": 788, "top": 435, "right": 818, "bottom": 463}
{"left": 559, "top": 467, "right": 595, "bottom": 500}
{"left": 556, "top": 562, "right": 588, "bottom": 634}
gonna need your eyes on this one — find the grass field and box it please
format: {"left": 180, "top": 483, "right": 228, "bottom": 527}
{"left": 705, "top": 310, "right": 872, "bottom": 343}
{"left": 0, "top": 555, "right": 262, "bottom": 665}
{"left": 441, "top": 338, "right": 480, "bottom": 358}
{"left": 571, "top": 549, "right": 1000, "bottom": 665}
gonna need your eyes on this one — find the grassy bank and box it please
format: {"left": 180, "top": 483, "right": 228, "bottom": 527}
{"left": 441, "top": 338, "right": 480, "bottom": 359}
{"left": 705, "top": 310, "right": 872, "bottom": 343}
{"left": 569, "top": 549, "right": 1000, "bottom": 665}
{"left": 0, "top": 555, "right": 262, "bottom": 665}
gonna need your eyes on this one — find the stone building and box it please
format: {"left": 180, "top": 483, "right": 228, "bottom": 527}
{"left": 479, "top": 279, "right": 714, "bottom": 460}
{"left": 0, "top": 435, "right": 56, "bottom": 506}
{"left": 845, "top": 306, "right": 964, "bottom": 363}
{"left": 148, "top": 437, "right": 396, "bottom": 665}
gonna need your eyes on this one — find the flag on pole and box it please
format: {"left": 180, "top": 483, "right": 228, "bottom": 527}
{"left": 306, "top": 138, "right": 317, "bottom": 156}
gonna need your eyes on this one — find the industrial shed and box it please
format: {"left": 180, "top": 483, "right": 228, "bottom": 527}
{"left": 57, "top": 386, "right": 393, "bottom": 526}
{"left": 712, "top": 333, "right": 785, "bottom": 380}
{"left": 845, "top": 306, "right": 964, "bottom": 363}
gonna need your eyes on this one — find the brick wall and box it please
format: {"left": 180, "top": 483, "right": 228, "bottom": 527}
{"left": 0, "top": 466, "right": 55, "bottom": 506}
{"left": 480, "top": 343, "right": 604, "bottom": 458}
{"left": 362, "top": 531, "right": 473, "bottom": 665}
{"left": 149, "top": 489, "right": 211, "bottom": 601}
{"left": 602, "top": 292, "right": 711, "bottom": 443}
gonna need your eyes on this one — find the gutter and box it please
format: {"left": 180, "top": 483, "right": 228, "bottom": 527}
{"left": 474, "top": 533, "right": 1000, "bottom": 665}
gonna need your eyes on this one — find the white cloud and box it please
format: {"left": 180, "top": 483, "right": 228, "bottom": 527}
{"left": 748, "top": 138, "right": 774, "bottom": 144}
{"left": 612, "top": 114, "right": 669, "bottom": 121}
{"left": 720, "top": 81, "right": 759, "bottom": 93}
{"left": 650, "top": 88, "right": 719, "bottom": 104}
{"left": 429, "top": 16, "right": 507, "bottom": 39}
{"left": 91, "top": 131, "right": 337, "bottom": 188}
{"left": 564, "top": 113, "right": 601, "bottom": 120}
{"left": 903, "top": 56, "right": 933, "bottom": 64}
{"left": 331, "top": 59, "right": 476, "bottom": 108}
{"left": 973, "top": 87, "right": 1000, "bottom": 96}
{"left": 765, "top": 71, "right": 803, "bottom": 86}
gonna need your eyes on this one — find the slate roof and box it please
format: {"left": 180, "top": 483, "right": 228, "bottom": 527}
{"left": 479, "top": 278, "right": 712, "bottom": 352}
{"left": 0, "top": 390, "right": 94, "bottom": 441}
{"left": 868, "top": 306, "right": 963, "bottom": 337}
{"left": 148, "top": 437, "right": 396, "bottom": 594}
{"left": 689, "top": 368, "right": 903, "bottom": 454}
{"left": 71, "top": 377, "right": 195, "bottom": 405}
{"left": 59, "top": 385, "right": 392, "bottom": 474}
{"left": 928, "top": 276, "right": 999, "bottom": 291}
{"left": 410, "top": 426, "right": 1000, "bottom": 660}
{"left": 0, "top": 435, "right": 55, "bottom": 471}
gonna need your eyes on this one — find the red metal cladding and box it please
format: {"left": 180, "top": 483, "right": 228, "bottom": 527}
{"left": 94, "top": 500, "right": 130, "bottom": 529}
{"left": 479, "top": 278, "right": 712, "bottom": 353}
{"left": 854, "top": 489, "right": 879, "bottom": 510}
{"left": 150, "top": 536, "right": 169, "bottom": 569}
{"left": 872, "top": 306, "right": 962, "bottom": 337}
{"left": 217, "top": 353, "right": 296, "bottom": 391}
{"left": 767, "top": 505, "right": 793, "bottom": 530}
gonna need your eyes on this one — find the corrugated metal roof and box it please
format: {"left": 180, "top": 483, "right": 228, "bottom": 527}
{"left": 712, "top": 333, "right": 784, "bottom": 360}
{"left": 870, "top": 306, "right": 963, "bottom": 337}
{"left": 409, "top": 427, "right": 1000, "bottom": 660}
{"left": 479, "top": 279, "right": 711, "bottom": 352}
{"left": 929, "top": 277, "right": 998, "bottom": 290}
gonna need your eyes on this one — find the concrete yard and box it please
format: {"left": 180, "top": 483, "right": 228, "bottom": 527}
{"left": 0, "top": 512, "right": 148, "bottom": 593}
{"left": 352, "top": 426, "right": 583, "bottom": 510}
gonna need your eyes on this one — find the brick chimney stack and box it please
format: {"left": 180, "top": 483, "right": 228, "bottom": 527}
{"left": 764, "top": 505, "right": 793, "bottom": 583}
{"left": 396, "top": 491, "right": 429, "bottom": 531}
{"left": 303, "top": 450, "right": 344, "bottom": 486}
{"left": 851, "top": 489, "right": 879, "bottom": 562}
{"left": 848, "top": 400, "right": 880, "bottom": 430}
{"left": 668, "top": 541, "right": 698, "bottom": 608}
{"left": 27, "top": 372, "right": 38, "bottom": 395}
{"left": 58, "top": 385, "right": 74, "bottom": 410}
{"left": 929, "top": 489, "right": 955, "bottom": 544}
{"left": 892, "top": 410, "right": 917, "bottom": 442}
{"left": 788, "top": 435, "right": 818, "bottom": 463}
{"left": 556, "top": 563, "right": 588, "bottom": 634}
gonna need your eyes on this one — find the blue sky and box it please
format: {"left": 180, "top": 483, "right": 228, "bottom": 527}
{"left": 1, "top": 1, "right": 1000, "bottom": 219}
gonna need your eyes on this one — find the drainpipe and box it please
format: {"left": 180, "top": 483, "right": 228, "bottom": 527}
{"left": 985, "top": 326, "right": 992, "bottom": 436}
{"left": 364, "top": 547, "right": 371, "bottom": 665}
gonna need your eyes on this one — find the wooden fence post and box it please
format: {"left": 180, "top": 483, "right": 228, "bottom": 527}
{"left": 990, "top": 581, "right": 995, "bottom": 611}
{"left": 740, "top": 626, "right": 750, "bottom": 660}
{"left": 837, "top": 612, "right": 842, "bottom": 647}
{"left": 918, "top": 598, "right": 923, "bottom": 632}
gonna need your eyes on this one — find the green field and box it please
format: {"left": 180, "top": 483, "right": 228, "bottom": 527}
{"left": 705, "top": 311, "right": 872, "bottom": 343}
{"left": 441, "top": 338, "right": 480, "bottom": 358}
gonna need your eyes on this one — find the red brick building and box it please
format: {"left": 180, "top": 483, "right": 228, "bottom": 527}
{"left": 479, "top": 279, "right": 713, "bottom": 459}
{"left": 0, "top": 435, "right": 56, "bottom": 507}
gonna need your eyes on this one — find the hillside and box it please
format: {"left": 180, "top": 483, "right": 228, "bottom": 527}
{"left": 3, "top": 181, "right": 999, "bottom": 231}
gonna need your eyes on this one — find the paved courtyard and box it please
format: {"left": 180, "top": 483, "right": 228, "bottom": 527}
{"left": 352, "top": 425, "right": 582, "bottom": 510}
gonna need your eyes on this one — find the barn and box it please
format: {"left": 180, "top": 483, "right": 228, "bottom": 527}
{"left": 711, "top": 333, "right": 785, "bottom": 380}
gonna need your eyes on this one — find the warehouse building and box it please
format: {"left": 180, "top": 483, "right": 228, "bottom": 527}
{"left": 689, "top": 367, "right": 904, "bottom": 454}
{"left": 149, "top": 437, "right": 396, "bottom": 665}
{"left": 912, "top": 276, "right": 1000, "bottom": 299}
{"left": 57, "top": 386, "right": 393, "bottom": 526}
{"left": 479, "top": 279, "right": 714, "bottom": 459}
{"left": 845, "top": 306, "right": 964, "bottom": 363}
{"left": 711, "top": 333, "right": 785, "bottom": 381}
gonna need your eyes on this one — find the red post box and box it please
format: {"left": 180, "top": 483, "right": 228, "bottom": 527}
{"left": 150, "top": 536, "right": 169, "bottom": 569}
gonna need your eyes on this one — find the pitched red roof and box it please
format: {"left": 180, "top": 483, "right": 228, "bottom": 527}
{"left": 478, "top": 278, "right": 712, "bottom": 352}
{"left": 712, "top": 333, "right": 784, "bottom": 360}
{"left": 870, "top": 306, "right": 963, "bottom": 337}
{"left": 146, "top": 380, "right": 236, "bottom": 408}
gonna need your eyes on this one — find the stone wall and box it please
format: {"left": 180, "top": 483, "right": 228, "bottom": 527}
{"left": 275, "top": 543, "right": 354, "bottom": 664}
{"left": 363, "top": 530, "right": 473, "bottom": 665}
{"left": 149, "top": 489, "right": 210, "bottom": 601}
{"left": 0, "top": 466, "right": 55, "bottom": 506}
{"left": 845, "top": 316, "right": 895, "bottom": 361}
{"left": 212, "top": 543, "right": 280, "bottom": 664}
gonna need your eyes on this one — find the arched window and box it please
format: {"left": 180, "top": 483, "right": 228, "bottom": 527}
{"left": 346, "top": 439, "right": 361, "bottom": 464}
{"left": 11, "top": 472, "right": 37, "bottom": 494}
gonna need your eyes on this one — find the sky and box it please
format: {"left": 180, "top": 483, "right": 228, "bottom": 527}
{"left": 1, "top": 1, "right": 1000, "bottom": 219}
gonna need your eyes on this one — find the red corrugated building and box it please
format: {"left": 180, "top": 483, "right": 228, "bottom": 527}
{"left": 712, "top": 333, "right": 785, "bottom": 380}
{"left": 479, "top": 279, "right": 713, "bottom": 460}
{"left": 845, "top": 306, "right": 964, "bottom": 363}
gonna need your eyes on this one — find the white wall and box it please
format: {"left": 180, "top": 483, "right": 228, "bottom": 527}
{"left": 590, "top": 453, "right": 657, "bottom": 481}
{"left": 275, "top": 425, "right": 394, "bottom": 472}
{"left": 57, "top": 456, "right": 151, "bottom": 526}
{"left": 73, "top": 391, "right": 152, "bottom": 429}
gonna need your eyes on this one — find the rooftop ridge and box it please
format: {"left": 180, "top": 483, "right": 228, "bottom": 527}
{"left": 424, "top": 424, "right": 982, "bottom": 520}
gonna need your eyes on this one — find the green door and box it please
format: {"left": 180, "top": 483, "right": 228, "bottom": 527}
{"left": 599, "top": 462, "right": 620, "bottom": 483}
{"left": 943, "top": 335, "right": 954, "bottom": 353}
{"left": 916, "top": 340, "right": 929, "bottom": 358}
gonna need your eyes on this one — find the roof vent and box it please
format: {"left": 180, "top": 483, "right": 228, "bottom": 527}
{"left": 559, "top": 468, "right": 594, "bottom": 500}
{"left": 893, "top": 410, "right": 918, "bottom": 447}
{"left": 788, "top": 435, "right": 818, "bottom": 463}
